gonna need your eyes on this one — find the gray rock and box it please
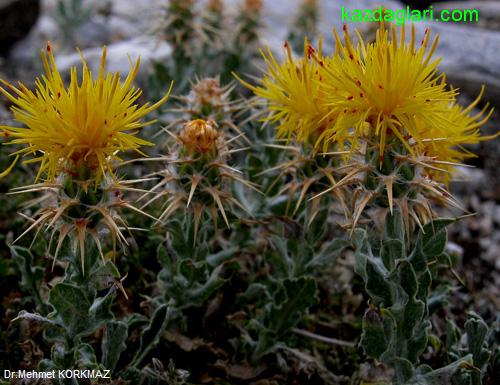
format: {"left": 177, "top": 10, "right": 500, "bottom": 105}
{"left": 0, "top": 0, "right": 40, "bottom": 56}
{"left": 8, "top": 14, "right": 60, "bottom": 69}
{"left": 417, "top": 23, "right": 500, "bottom": 108}
{"left": 446, "top": 242, "right": 464, "bottom": 259}
{"left": 450, "top": 166, "right": 487, "bottom": 196}
{"left": 72, "top": 17, "right": 110, "bottom": 48}
{"left": 53, "top": 37, "right": 171, "bottom": 83}
{"left": 433, "top": 1, "right": 500, "bottom": 30}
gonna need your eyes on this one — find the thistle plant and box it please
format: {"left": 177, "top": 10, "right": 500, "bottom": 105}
{"left": 200, "top": 0, "right": 225, "bottom": 53}
{"left": 235, "top": 0, "right": 262, "bottom": 48}
{"left": 152, "top": 0, "right": 263, "bottom": 94}
{"left": 166, "top": 76, "right": 254, "bottom": 152}
{"left": 0, "top": 43, "right": 170, "bottom": 378}
{"left": 175, "top": 77, "right": 237, "bottom": 126}
{"left": 240, "top": 22, "right": 498, "bottom": 384}
{"left": 1, "top": 14, "right": 498, "bottom": 384}
{"left": 54, "top": 0, "right": 93, "bottom": 48}
{"left": 143, "top": 118, "right": 256, "bottom": 237}
{"left": 236, "top": 42, "right": 350, "bottom": 224}
{"left": 162, "top": 0, "right": 196, "bottom": 78}
{"left": 1, "top": 43, "right": 170, "bottom": 271}
{"left": 241, "top": 24, "right": 494, "bottom": 233}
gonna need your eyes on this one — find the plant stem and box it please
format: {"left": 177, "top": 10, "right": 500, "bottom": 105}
{"left": 291, "top": 327, "right": 357, "bottom": 348}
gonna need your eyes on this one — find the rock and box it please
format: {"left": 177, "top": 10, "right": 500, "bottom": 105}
{"left": 53, "top": 37, "right": 172, "bottom": 84}
{"left": 72, "top": 17, "right": 110, "bottom": 48}
{"left": 450, "top": 166, "right": 487, "bottom": 196}
{"left": 446, "top": 242, "right": 464, "bottom": 259}
{"left": 0, "top": 0, "right": 41, "bottom": 56}
{"left": 417, "top": 23, "right": 500, "bottom": 108}
{"left": 44, "top": 0, "right": 157, "bottom": 39}
{"left": 433, "top": 1, "right": 500, "bottom": 30}
{"left": 7, "top": 14, "right": 59, "bottom": 71}
{"left": 106, "top": 15, "right": 144, "bottom": 41}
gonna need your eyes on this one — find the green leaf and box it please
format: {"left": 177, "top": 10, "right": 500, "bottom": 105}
{"left": 48, "top": 283, "right": 113, "bottom": 339}
{"left": 446, "top": 319, "right": 461, "bottom": 351}
{"left": 411, "top": 355, "right": 474, "bottom": 385}
{"left": 361, "top": 309, "right": 388, "bottom": 358}
{"left": 465, "top": 312, "right": 490, "bottom": 369}
{"left": 88, "top": 290, "right": 114, "bottom": 326}
{"left": 402, "top": 298, "right": 425, "bottom": 340}
{"left": 49, "top": 283, "right": 92, "bottom": 338}
{"left": 381, "top": 239, "right": 404, "bottom": 270}
{"left": 420, "top": 218, "right": 454, "bottom": 258}
{"left": 206, "top": 247, "right": 237, "bottom": 267}
{"left": 397, "top": 261, "right": 418, "bottom": 298}
{"left": 252, "top": 327, "right": 276, "bottom": 362}
{"left": 132, "top": 304, "right": 169, "bottom": 368}
{"left": 187, "top": 261, "right": 236, "bottom": 305}
{"left": 385, "top": 210, "right": 405, "bottom": 242}
{"left": 267, "top": 277, "right": 318, "bottom": 337}
{"left": 268, "top": 235, "right": 293, "bottom": 277}
{"left": 74, "top": 343, "right": 98, "bottom": 368}
{"left": 13, "top": 310, "right": 59, "bottom": 327}
{"left": 102, "top": 321, "right": 128, "bottom": 372}
{"left": 416, "top": 269, "right": 432, "bottom": 302}
{"left": 365, "top": 259, "right": 392, "bottom": 306}
{"left": 391, "top": 357, "right": 414, "bottom": 384}
{"left": 236, "top": 283, "right": 269, "bottom": 307}
{"left": 10, "top": 245, "right": 46, "bottom": 310}
{"left": 305, "top": 238, "right": 350, "bottom": 273}
{"left": 407, "top": 319, "right": 431, "bottom": 364}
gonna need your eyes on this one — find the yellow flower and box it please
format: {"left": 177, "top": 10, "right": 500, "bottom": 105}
{"left": 417, "top": 88, "right": 494, "bottom": 183}
{"left": 317, "top": 24, "right": 460, "bottom": 157}
{"left": 236, "top": 41, "right": 329, "bottom": 144}
{"left": 1, "top": 42, "right": 171, "bottom": 183}
{"left": 242, "top": 23, "right": 495, "bottom": 184}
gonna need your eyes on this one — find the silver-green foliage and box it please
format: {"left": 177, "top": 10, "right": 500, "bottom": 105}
{"left": 353, "top": 211, "right": 487, "bottom": 384}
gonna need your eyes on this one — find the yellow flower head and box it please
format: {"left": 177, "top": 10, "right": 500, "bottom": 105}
{"left": 318, "top": 25, "right": 456, "bottom": 154}
{"left": 238, "top": 40, "right": 329, "bottom": 144}
{"left": 317, "top": 24, "right": 494, "bottom": 166}
{"left": 417, "top": 87, "right": 494, "bottom": 183}
{"left": 179, "top": 119, "right": 220, "bottom": 155}
{"left": 1, "top": 42, "right": 171, "bottom": 183}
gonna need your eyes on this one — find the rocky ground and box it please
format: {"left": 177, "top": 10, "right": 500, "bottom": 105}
{"left": 1, "top": 0, "right": 499, "bottom": 324}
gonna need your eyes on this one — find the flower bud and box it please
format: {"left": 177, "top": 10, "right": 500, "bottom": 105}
{"left": 179, "top": 119, "right": 220, "bottom": 156}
